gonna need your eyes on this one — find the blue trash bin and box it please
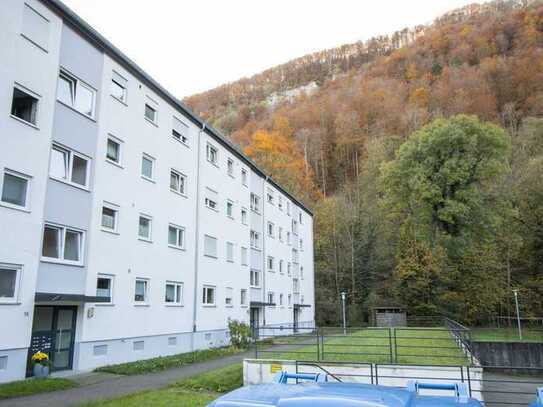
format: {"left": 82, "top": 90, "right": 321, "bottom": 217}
{"left": 207, "top": 372, "right": 483, "bottom": 406}
{"left": 529, "top": 388, "right": 543, "bottom": 407}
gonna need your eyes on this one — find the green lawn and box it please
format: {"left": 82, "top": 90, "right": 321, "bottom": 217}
{"left": 0, "top": 377, "right": 77, "bottom": 400}
{"left": 257, "top": 328, "right": 471, "bottom": 365}
{"left": 79, "top": 364, "right": 243, "bottom": 407}
{"left": 95, "top": 346, "right": 243, "bottom": 375}
{"left": 471, "top": 328, "right": 543, "bottom": 343}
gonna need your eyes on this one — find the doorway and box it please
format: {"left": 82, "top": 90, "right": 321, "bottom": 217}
{"left": 28, "top": 306, "right": 77, "bottom": 374}
{"left": 250, "top": 307, "right": 260, "bottom": 339}
{"left": 293, "top": 308, "right": 300, "bottom": 333}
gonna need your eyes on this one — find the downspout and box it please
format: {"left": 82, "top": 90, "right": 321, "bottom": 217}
{"left": 191, "top": 122, "right": 205, "bottom": 337}
{"left": 261, "top": 176, "right": 269, "bottom": 326}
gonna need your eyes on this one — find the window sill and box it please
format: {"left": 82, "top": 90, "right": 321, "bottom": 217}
{"left": 228, "top": 173, "right": 235, "bottom": 179}
{"left": 202, "top": 304, "right": 216, "bottom": 308}
{"left": 241, "top": 305, "right": 248, "bottom": 308}
{"left": 168, "top": 244, "right": 186, "bottom": 251}
{"left": 225, "top": 305, "right": 233, "bottom": 308}
{"left": 227, "top": 215, "right": 235, "bottom": 220}
{"left": 165, "top": 303, "right": 184, "bottom": 307}
{"left": 268, "top": 235, "right": 275, "bottom": 239}
{"left": 204, "top": 254, "right": 218, "bottom": 259}
{"left": 40, "top": 258, "right": 84, "bottom": 267}
{"left": 249, "top": 285, "right": 261, "bottom": 289}
{"left": 0, "top": 202, "right": 30, "bottom": 213}
{"left": 141, "top": 175, "right": 156, "bottom": 184}
{"left": 242, "top": 183, "right": 248, "bottom": 188}
{"left": 57, "top": 100, "right": 96, "bottom": 122}
{"left": 101, "top": 228, "right": 120, "bottom": 235}
{"left": 172, "top": 136, "right": 190, "bottom": 148}
{"left": 50, "top": 176, "right": 91, "bottom": 192}
{"left": 170, "top": 189, "right": 188, "bottom": 199}
{"left": 205, "top": 206, "right": 219, "bottom": 212}
{"left": 250, "top": 247, "right": 262, "bottom": 252}
{"left": 20, "top": 33, "right": 49, "bottom": 53}
{"left": 111, "top": 94, "right": 128, "bottom": 106}
{"left": 134, "top": 303, "right": 150, "bottom": 307}
{"left": 106, "top": 159, "right": 124, "bottom": 169}
{"left": 250, "top": 209, "right": 261, "bottom": 215}
{"left": 95, "top": 302, "right": 115, "bottom": 307}
{"left": 138, "top": 237, "right": 153, "bottom": 244}
{"left": 0, "top": 300, "right": 21, "bottom": 306}
{"left": 144, "top": 117, "right": 159, "bottom": 127}
{"left": 227, "top": 260, "right": 234, "bottom": 263}
{"left": 10, "top": 114, "right": 39, "bottom": 130}
{"left": 207, "top": 160, "right": 219, "bottom": 168}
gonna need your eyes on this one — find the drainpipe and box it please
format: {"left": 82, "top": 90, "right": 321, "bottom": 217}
{"left": 191, "top": 122, "right": 205, "bottom": 338}
{"left": 261, "top": 176, "right": 268, "bottom": 326}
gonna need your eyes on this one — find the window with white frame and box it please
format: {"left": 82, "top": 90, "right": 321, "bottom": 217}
{"left": 101, "top": 203, "right": 118, "bottom": 232}
{"left": 250, "top": 193, "right": 260, "bottom": 213}
{"left": 170, "top": 169, "right": 186, "bottom": 195}
{"left": 241, "top": 207, "right": 248, "bottom": 225}
{"left": 292, "top": 248, "right": 299, "bottom": 263}
{"left": 42, "top": 224, "right": 84, "bottom": 264}
{"left": 1, "top": 170, "right": 30, "bottom": 210}
{"left": 144, "top": 100, "right": 157, "bottom": 124}
{"left": 168, "top": 224, "right": 185, "bottom": 249}
{"left": 287, "top": 262, "right": 292, "bottom": 276}
{"left": 288, "top": 294, "right": 292, "bottom": 306}
{"left": 141, "top": 154, "right": 154, "bottom": 181}
{"left": 204, "top": 235, "right": 218, "bottom": 258}
{"left": 22, "top": 3, "right": 50, "bottom": 51}
{"left": 225, "top": 287, "right": 233, "bottom": 307}
{"left": 226, "top": 200, "right": 234, "bottom": 218}
{"left": 287, "top": 231, "right": 291, "bottom": 245}
{"left": 0, "top": 264, "right": 21, "bottom": 302}
{"left": 227, "top": 158, "right": 234, "bottom": 177}
{"left": 206, "top": 144, "right": 218, "bottom": 165}
{"left": 293, "top": 278, "right": 300, "bottom": 293}
{"left": 267, "top": 256, "right": 274, "bottom": 272}
{"left": 292, "top": 219, "right": 299, "bottom": 235}
{"left": 278, "top": 227, "right": 283, "bottom": 242}
{"left": 301, "top": 266, "right": 304, "bottom": 279}
{"left": 241, "top": 168, "right": 248, "bottom": 186}
{"left": 267, "top": 291, "right": 275, "bottom": 305}
{"left": 301, "top": 295, "right": 305, "bottom": 304}
{"left": 138, "top": 215, "right": 152, "bottom": 241}
{"left": 279, "top": 293, "right": 284, "bottom": 306}
{"left": 111, "top": 71, "right": 127, "bottom": 103}
{"left": 226, "top": 241, "right": 234, "bottom": 262}
{"left": 250, "top": 269, "right": 260, "bottom": 287}
{"left": 287, "top": 201, "right": 291, "bottom": 216}
{"left": 299, "top": 212, "right": 303, "bottom": 224}
{"left": 106, "top": 136, "right": 122, "bottom": 165}
{"left": 96, "top": 274, "right": 113, "bottom": 302}
{"left": 250, "top": 230, "right": 260, "bottom": 249}
{"left": 11, "top": 85, "right": 39, "bottom": 126}
{"left": 267, "top": 188, "right": 274, "bottom": 204}
{"left": 278, "top": 196, "right": 283, "bottom": 210}
{"left": 165, "top": 281, "right": 183, "bottom": 304}
{"left": 267, "top": 222, "right": 274, "bottom": 237}
{"left": 50, "top": 144, "right": 90, "bottom": 188}
{"left": 205, "top": 197, "right": 218, "bottom": 211}
{"left": 57, "top": 70, "right": 96, "bottom": 118}
{"left": 202, "top": 285, "right": 216, "bottom": 305}
{"left": 300, "top": 239, "right": 303, "bottom": 250}
{"left": 241, "top": 247, "right": 248, "bottom": 266}
{"left": 279, "top": 260, "right": 284, "bottom": 274}
{"left": 240, "top": 289, "right": 247, "bottom": 306}
{"left": 172, "top": 116, "right": 189, "bottom": 145}
{"left": 134, "top": 278, "right": 148, "bottom": 303}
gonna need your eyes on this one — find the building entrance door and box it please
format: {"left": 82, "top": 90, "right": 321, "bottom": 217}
{"left": 250, "top": 307, "right": 260, "bottom": 339}
{"left": 293, "top": 308, "right": 300, "bottom": 333}
{"left": 28, "top": 306, "right": 77, "bottom": 375}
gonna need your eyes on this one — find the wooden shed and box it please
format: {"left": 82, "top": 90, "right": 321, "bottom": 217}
{"left": 371, "top": 306, "right": 407, "bottom": 327}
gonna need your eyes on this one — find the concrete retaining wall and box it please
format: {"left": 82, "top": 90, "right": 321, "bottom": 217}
{"left": 470, "top": 341, "right": 543, "bottom": 367}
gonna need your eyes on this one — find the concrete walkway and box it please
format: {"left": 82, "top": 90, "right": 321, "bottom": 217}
{"left": 0, "top": 350, "right": 254, "bottom": 407}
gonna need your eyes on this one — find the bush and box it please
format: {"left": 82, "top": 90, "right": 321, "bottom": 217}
{"left": 173, "top": 363, "right": 243, "bottom": 393}
{"left": 228, "top": 319, "right": 252, "bottom": 349}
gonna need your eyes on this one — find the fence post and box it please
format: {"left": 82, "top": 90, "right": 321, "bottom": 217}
{"left": 316, "top": 329, "right": 320, "bottom": 361}
{"left": 375, "top": 364, "right": 379, "bottom": 385}
{"left": 388, "top": 328, "right": 393, "bottom": 363}
{"left": 466, "top": 366, "right": 472, "bottom": 397}
{"left": 320, "top": 331, "right": 324, "bottom": 360}
{"left": 393, "top": 328, "right": 397, "bottom": 364}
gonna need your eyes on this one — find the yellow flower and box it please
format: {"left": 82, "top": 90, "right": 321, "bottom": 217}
{"left": 31, "top": 351, "right": 49, "bottom": 362}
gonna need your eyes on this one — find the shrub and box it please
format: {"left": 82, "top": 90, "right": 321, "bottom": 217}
{"left": 228, "top": 319, "right": 252, "bottom": 349}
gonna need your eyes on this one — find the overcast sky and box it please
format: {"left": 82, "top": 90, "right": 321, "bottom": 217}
{"left": 62, "top": 0, "right": 477, "bottom": 98}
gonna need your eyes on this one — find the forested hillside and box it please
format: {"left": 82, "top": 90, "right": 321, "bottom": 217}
{"left": 185, "top": 0, "right": 543, "bottom": 325}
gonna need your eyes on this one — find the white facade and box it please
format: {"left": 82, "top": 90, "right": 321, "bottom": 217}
{"left": 0, "top": 0, "right": 314, "bottom": 382}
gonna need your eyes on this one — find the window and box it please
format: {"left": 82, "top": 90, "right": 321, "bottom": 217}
{"left": 292, "top": 248, "right": 299, "bottom": 263}
{"left": 293, "top": 278, "right": 299, "bottom": 293}
{"left": 165, "top": 282, "right": 183, "bottom": 304}
{"left": 0, "top": 265, "right": 21, "bottom": 302}
{"left": 206, "top": 144, "right": 218, "bottom": 165}
{"left": 279, "top": 293, "right": 284, "bottom": 306}
{"left": 267, "top": 256, "right": 274, "bottom": 272}
{"left": 42, "top": 224, "right": 84, "bottom": 264}
{"left": 287, "top": 262, "right": 292, "bottom": 276}
{"left": 292, "top": 219, "right": 299, "bottom": 235}
{"left": 278, "top": 196, "right": 283, "bottom": 211}
{"left": 225, "top": 287, "right": 233, "bottom": 307}
{"left": 168, "top": 224, "right": 185, "bottom": 249}
{"left": 144, "top": 103, "right": 157, "bottom": 124}
{"left": 57, "top": 70, "right": 96, "bottom": 118}
{"left": 250, "top": 269, "right": 261, "bottom": 287}
{"left": 226, "top": 200, "right": 234, "bottom": 218}
{"left": 50, "top": 144, "right": 89, "bottom": 188}
{"left": 205, "top": 197, "right": 218, "bottom": 211}
{"left": 279, "top": 260, "right": 284, "bottom": 274}
{"left": 287, "top": 231, "right": 291, "bottom": 245}
{"left": 106, "top": 136, "right": 122, "bottom": 165}
{"left": 202, "top": 285, "right": 216, "bottom": 305}
{"left": 267, "top": 222, "right": 274, "bottom": 237}
{"left": 241, "top": 247, "right": 248, "bottom": 266}
{"left": 301, "top": 295, "right": 305, "bottom": 304}
{"left": 267, "top": 292, "right": 275, "bottom": 305}
{"left": 250, "top": 193, "right": 260, "bottom": 213}
{"left": 101, "top": 204, "right": 118, "bottom": 232}
{"left": 226, "top": 242, "right": 234, "bottom": 263}
{"left": 240, "top": 289, "right": 247, "bottom": 306}
{"left": 134, "top": 279, "right": 148, "bottom": 303}
{"left": 241, "top": 169, "right": 248, "bottom": 186}
{"left": 96, "top": 275, "right": 113, "bottom": 302}
{"left": 299, "top": 212, "right": 303, "bottom": 224}
{"left": 138, "top": 215, "right": 152, "bottom": 241}
{"left": 172, "top": 117, "right": 189, "bottom": 145}
{"left": 278, "top": 227, "right": 283, "bottom": 242}
{"left": 227, "top": 158, "right": 234, "bottom": 177}
{"left": 141, "top": 154, "right": 154, "bottom": 180}
{"left": 267, "top": 189, "right": 274, "bottom": 204}
{"left": 22, "top": 3, "right": 49, "bottom": 51}
{"left": 288, "top": 294, "right": 292, "bottom": 306}
{"left": 287, "top": 201, "right": 291, "bottom": 216}
{"left": 111, "top": 71, "right": 127, "bottom": 103}
{"left": 170, "top": 169, "right": 186, "bottom": 195}
{"left": 11, "top": 86, "right": 38, "bottom": 125}
{"left": 250, "top": 230, "right": 260, "bottom": 249}
{"left": 204, "top": 235, "right": 218, "bottom": 258}
{"left": 300, "top": 239, "right": 304, "bottom": 250}
{"left": 241, "top": 208, "right": 248, "bottom": 225}
{"left": 133, "top": 340, "right": 144, "bottom": 351}
{"left": 1, "top": 170, "right": 30, "bottom": 209}
{"left": 301, "top": 266, "right": 304, "bottom": 279}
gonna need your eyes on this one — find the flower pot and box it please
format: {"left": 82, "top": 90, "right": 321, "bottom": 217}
{"left": 33, "top": 364, "right": 50, "bottom": 378}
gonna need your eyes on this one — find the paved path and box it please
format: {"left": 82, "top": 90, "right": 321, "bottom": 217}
{"left": 0, "top": 350, "right": 254, "bottom": 407}
{"left": 480, "top": 371, "right": 543, "bottom": 406}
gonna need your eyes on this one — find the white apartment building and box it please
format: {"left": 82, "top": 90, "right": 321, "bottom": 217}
{"left": 0, "top": 0, "right": 315, "bottom": 383}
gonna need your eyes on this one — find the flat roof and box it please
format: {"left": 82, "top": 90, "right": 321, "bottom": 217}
{"left": 43, "top": 0, "right": 313, "bottom": 216}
